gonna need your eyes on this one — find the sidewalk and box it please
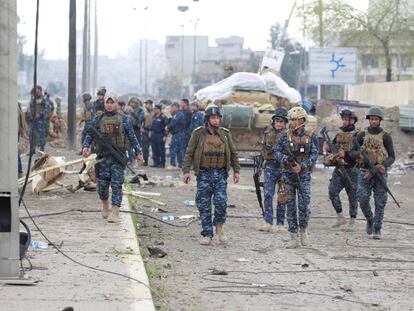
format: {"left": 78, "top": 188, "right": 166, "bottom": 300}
{"left": 0, "top": 189, "right": 154, "bottom": 311}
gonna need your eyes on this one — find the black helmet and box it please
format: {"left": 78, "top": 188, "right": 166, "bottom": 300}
{"left": 272, "top": 107, "right": 288, "bottom": 122}
{"left": 97, "top": 87, "right": 106, "bottom": 96}
{"left": 82, "top": 92, "right": 92, "bottom": 101}
{"left": 204, "top": 104, "right": 222, "bottom": 123}
{"left": 154, "top": 103, "right": 163, "bottom": 110}
{"left": 144, "top": 99, "right": 153, "bottom": 105}
{"left": 339, "top": 108, "right": 353, "bottom": 118}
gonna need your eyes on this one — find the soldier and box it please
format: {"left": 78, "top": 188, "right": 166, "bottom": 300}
{"left": 350, "top": 106, "right": 395, "bottom": 239}
{"left": 324, "top": 109, "right": 359, "bottom": 231}
{"left": 275, "top": 107, "right": 318, "bottom": 248}
{"left": 150, "top": 103, "right": 168, "bottom": 168}
{"left": 258, "top": 108, "right": 288, "bottom": 233}
{"left": 180, "top": 98, "right": 193, "bottom": 149}
{"left": 54, "top": 96, "right": 62, "bottom": 119}
{"left": 166, "top": 102, "right": 185, "bottom": 169}
{"left": 29, "top": 85, "right": 48, "bottom": 154}
{"left": 140, "top": 99, "right": 154, "bottom": 166}
{"left": 82, "top": 93, "right": 144, "bottom": 223}
{"left": 93, "top": 87, "right": 106, "bottom": 113}
{"left": 190, "top": 100, "right": 205, "bottom": 132}
{"left": 18, "top": 102, "right": 26, "bottom": 178}
{"left": 127, "top": 97, "right": 145, "bottom": 160}
{"left": 79, "top": 92, "right": 94, "bottom": 152}
{"left": 183, "top": 104, "right": 240, "bottom": 245}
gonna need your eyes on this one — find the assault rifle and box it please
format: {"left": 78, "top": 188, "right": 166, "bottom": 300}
{"left": 354, "top": 137, "right": 401, "bottom": 208}
{"left": 320, "top": 127, "right": 353, "bottom": 189}
{"left": 285, "top": 130, "right": 304, "bottom": 201}
{"left": 253, "top": 154, "right": 264, "bottom": 216}
{"left": 87, "top": 125, "right": 148, "bottom": 184}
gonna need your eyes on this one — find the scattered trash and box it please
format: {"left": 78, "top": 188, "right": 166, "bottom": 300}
{"left": 393, "top": 181, "right": 401, "bottom": 185}
{"left": 235, "top": 258, "right": 250, "bottom": 262}
{"left": 210, "top": 268, "right": 228, "bottom": 275}
{"left": 162, "top": 215, "right": 175, "bottom": 221}
{"left": 340, "top": 286, "right": 353, "bottom": 293}
{"left": 184, "top": 200, "right": 195, "bottom": 206}
{"left": 228, "top": 204, "right": 236, "bottom": 208}
{"left": 252, "top": 283, "right": 269, "bottom": 288}
{"left": 373, "top": 270, "right": 379, "bottom": 277}
{"left": 178, "top": 215, "right": 197, "bottom": 220}
{"left": 31, "top": 240, "right": 48, "bottom": 249}
{"left": 147, "top": 245, "right": 167, "bottom": 258}
{"left": 301, "top": 263, "right": 309, "bottom": 268}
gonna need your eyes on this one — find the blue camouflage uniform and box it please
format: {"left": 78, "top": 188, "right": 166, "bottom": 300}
{"left": 150, "top": 113, "right": 168, "bottom": 167}
{"left": 190, "top": 109, "right": 204, "bottom": 133}
{"left": 182, "top": 108, "right": 193, "bottom": 149}
{"left": 183, "top": 126, "right": 240, "bottom": 238}
{"left": 92, "top": 98, "right": 105, "bottom": 113}
{"left": 261, "top": 126, "right": 286, "bottom": 225}
{"left": 275, "top": 128, "right": 318, "bottom": 233}
{"left": 166, "top": 110, "right": 185, "bottom": 167}
{"left": 83, "top": 111, "right": 142, "bottom": 207}
{"left": 81, "top": 100, "right": 95, "bottom": 147}
{"left": 127, "top": 107, "right": 145, "bottom": 160}
{"left": 350, "top": 126, "right": 395, "bottom": 233}
{"left": 30, "top": 95, "right": 49, "bottom": 152}
{"left": 326, "top": 127, "right": 359, "bottom": 218}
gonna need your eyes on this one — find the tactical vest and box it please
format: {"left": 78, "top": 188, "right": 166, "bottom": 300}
{"left": 200, "top": 134, "right": 226, "bottom": 169}
{"left": 361, "top": 130, "right": 388, "bottom": 164}
{"left": 262, "top": 127, "right": 283, "bottom": 160}
{"left": 335, "top": 130, "right": 356, "bottom": 151}
{"left": 98, "top": 112, "right": 126, "bottom": 149}
{"left": 285, "top": 129, "right": 313, "bottom": 164}
{"left": 34, "top": 98, "right": 44, "bottom": 114}
{"left": 144, "top": 110, "right": 154, "bottom": 128}
{"left": 83, "top": 103, "right": 93, "bottom": 121}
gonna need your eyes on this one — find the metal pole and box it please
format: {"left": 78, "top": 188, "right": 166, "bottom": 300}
{"left": 0, "top": 0, "right": 19, "bottom": 280}
{"left": 192, "top": 19, "right": 198, "bottom": 82}
{"left": 81, "top": 0, "right": 88, "bottom": 93}
{"left": 92, "top": 0, "right": 98, "bottom": 94}
{"left": 139, "top": 39, "right": 143, "bottom": 94}
{"left": 144, "top": 6, "right": 148, "bottom": 96}
{"left": 68, "top": 0, "right": 77, "bottom": 151}
{"left": 181, "top": 25, "right": 184, "bottom": 97}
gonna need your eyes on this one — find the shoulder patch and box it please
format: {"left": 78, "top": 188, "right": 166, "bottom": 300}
{"left": 219, "top": 127, "right": 230, "bottom": 133}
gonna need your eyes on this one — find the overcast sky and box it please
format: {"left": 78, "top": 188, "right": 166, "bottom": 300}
{"left": 17, "top": 0, "right": 369, "bottom": 60}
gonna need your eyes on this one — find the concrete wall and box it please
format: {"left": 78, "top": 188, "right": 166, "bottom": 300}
{"left": 346, "top": 80, "right": 414, "bottom": 107}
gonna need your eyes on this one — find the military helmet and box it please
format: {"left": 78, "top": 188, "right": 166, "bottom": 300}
{"left": 128, "top": 96, "right": 142, "bottom": 108}
{"left": 287, "top": 106, "right": 307, "bottom": 121}
{"left": 54, "top": 96, "right": 62, "bottom": 103}
{"left": 144, "top": 99, "right": 153, "bottom": 105}
{"left": 82, "top": 92, "right": 92, "bottom": 101}
{"left": 97, "top": 87, "right": 107, "bottom": 96}
{"left": 171, "top": 101, "right": 179, "bottom": 108}
{"left": 204, "top": 104, "right": 222, "bottom": 122}
{"left": 105, "top": 93, "right": 118, "bottom": 103}
{"left": 339, "top": 108, "right": 353, "bottom": 118}
{"left": 190, "top": 99, "right": 200, "bottom": 107}
{"left": 272, "top": 107, "right": 288, "bottom": 122}
{"left": 366, "top": 106, "right": 384, "bottom": 120}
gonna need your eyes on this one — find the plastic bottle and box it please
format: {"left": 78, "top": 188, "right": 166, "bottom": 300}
{"left": 162, "top": 215, "right": 174, "bottom": 221}
{"left": 31, "top": 240, "right": 48, "bottom": 249}
{"left": 184, "top": 200, "right": 195, "bottom": 206}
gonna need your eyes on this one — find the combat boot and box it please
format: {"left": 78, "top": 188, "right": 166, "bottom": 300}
{"left": 107, "top": 205, "right": 120, "bottom": 223}
{"left": 285, "top": 233, "right": 299, "bottom": 249}
{"left": 299, "top": 227, "right": 310, "bottom": 246}
{"left": 372, "top": 228, "right": 381, "bottom": 240}
{"left": 259, "top": 223, "right": 273, "bottom": 233}
{"left": 331, "top": 212, "right": 347, "bottom": 228}
{"left": 366, "top": 218, "right": 373, "bottom": 235}
{"left": 346, "top": 217, "right": 356, "bottom": 232}
{"left": 274, "top": 224, "right": 287, "bottom": 233}
{"left": 101, "top": 200, "right": 109, "bottom": 219}
{"left": 199, "top": 236, "right": 212, "bottom": 245}
{"left": 216, "top": 224, "right": 226, "bottom": 244}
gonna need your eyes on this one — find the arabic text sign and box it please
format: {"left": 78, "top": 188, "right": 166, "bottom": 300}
{"left": 309, "top": 48, "right": 358, "bottom": 85}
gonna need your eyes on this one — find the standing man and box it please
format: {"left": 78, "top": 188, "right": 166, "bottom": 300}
{"left": 29, "top": 85, "right": 48, "bottom": 154}
{"left": 180, "top": 98, "right": 193, "bottom": 149}
{"left": 275, "top": 107, "right": 318, "bottom": 248}
{"left": 258, "top": 108, "right": 288, "bottom": 233}
{"left": 150, "top": 103, "right": 168, "bottom": 168}
{"left": 190, "top": 100, "right": 205, "bottom": 133}
{"left": 324, "top": 109, "right": 359, "bottom": 231}
{"left": 351, "top": 106, "right": 395, "bottom": 239}
{"left": 82, "top": 93, "right": 144, "bottom": 223}
{"left": 127, "top": 97, "right": 144, "bottom": 160}
{"left": 93, "top": 87, "right": 106, "bottom": 113}
{"left": 54, "top": 96, "right": 63, "bottom": 119}
{"left": 166, "top": 102, "right": 185, "bottom": 169}
{"left": 140, "top": 99, "right": 154, "bottom": 166}
{"left": 79, "top": 92, "right": 94, "bottom": 151}
{"left": 18, "top": 102, "right": 26, "bottom": 178}
{"left": 183, "top": 104, "right": 240, "bottom": 245}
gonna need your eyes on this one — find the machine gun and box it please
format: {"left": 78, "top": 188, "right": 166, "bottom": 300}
{"left": 87, "top": 125, "right": 148, "bottom": 184}
{"left": 253, "top": 155, "right": 264, "bottom": 216}
{"left": 354, "top": 137, "right": 401, "bottom": 208}
{"left": 320, "top": 127, "right": 353, "bottom": 189}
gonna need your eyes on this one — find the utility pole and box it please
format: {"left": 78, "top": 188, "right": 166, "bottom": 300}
{"left": 92, "top": 0, "right": 98, "bottom": 94}
{"left": 82, "top": 0, "right": 88, "bottom": 93}
{"left": 139, "top": 39, "right": 143, "bottom": 94}
{"left": 317, "top": 0, "right": 325, "bottom": 99}
{"left": 192, "top": 18, "right": 199, "bottom": 85}
{"left": 87, "top": 0, "right": 91, "bottom": 91}
{"left": 68, "top": 0, "right": 77, "bottom": 150}
{"left": 144, "top": 6, "right": 149, "bottom": 96}
{"left": 0, "top": 0, "right": 19, "bottom": 280}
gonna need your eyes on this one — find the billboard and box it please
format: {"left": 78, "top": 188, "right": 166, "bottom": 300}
{"left": 309, "top": 47, "right": 358, "bottom": 85}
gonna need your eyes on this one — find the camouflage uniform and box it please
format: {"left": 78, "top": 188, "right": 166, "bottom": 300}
{"left": 30, "top": 95, "right": 48, "bottom": 152}
{"left": 261, "top": 126, "right": 286, "bottom": 225}
{"left": 83, "top": 110, "right": 142, "bottom": 207}
{"left": 275, "top": 128, "right": 319, "bottom": 234}
{"left": 81, "top": 97, "right": 94, "bottom": 146}
{"left": 166, "top": 109, "right": 185, "bottom": 167}
{"left": 183, "top": 126, "right": 240, "bottom": 238}
{"left": 150, "top": 111, "right": 168, "bottom": 167}
{"left": 141, "top": 107, "right": 154, "bottom": 165}
{"left": 327, "top": 127, "right": 359, "bottom": 218}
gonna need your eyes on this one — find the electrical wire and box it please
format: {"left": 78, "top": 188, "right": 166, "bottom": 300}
{"left": 21, "top": 199, "right": 175, "bottom": 311}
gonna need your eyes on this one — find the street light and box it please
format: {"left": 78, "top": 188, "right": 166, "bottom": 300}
{"left": 192, "top": 18, "right": 199, "bottom": 84}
